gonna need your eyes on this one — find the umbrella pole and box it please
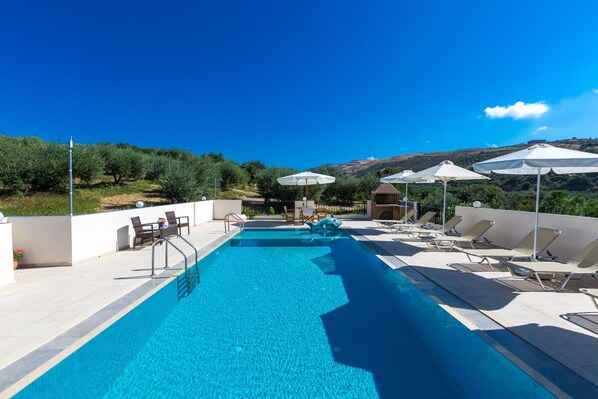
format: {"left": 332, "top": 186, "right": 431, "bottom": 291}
{"left": 405, "top": 183, "right": 409, "bottom": 224}
{"left": 305, "top": 181, "right": 310, "bottom": 206}
{"left": 442, "top": 182, "right": 447, "bottom": 233}
{"left": 533, "top": 168, "right": 541, "bottom": 261}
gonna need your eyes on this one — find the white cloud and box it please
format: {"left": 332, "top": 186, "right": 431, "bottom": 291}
{"left": 531, "top": 126, "right": 548, "bottom": 136}
{"left": 366, "top": 156, "right": 377, "bottom": 161}
{"left": 484, "top": 101, "right": 549, "bottom": 119}
{"left": 593, "top": 88, "right": 598, "bottom": 94}
{"left": 515, "top": 90, "right": 598, "bottom": 142}
{"left": 486, "top": 143, "right": 498, "bottom": 148}
{"left": 424, "top": 140, "right": 430, "bottom": 144}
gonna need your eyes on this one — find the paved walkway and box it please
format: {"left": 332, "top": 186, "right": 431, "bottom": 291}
{"left": 341, "top": 220, "right": 598, "bottom": 397}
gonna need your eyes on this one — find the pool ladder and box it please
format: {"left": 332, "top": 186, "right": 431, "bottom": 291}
{"left": 224, "top": 212, "right": 245, "bottom": 233}
{"left": 151, "top": 234, "right": 200, "bottom": 294}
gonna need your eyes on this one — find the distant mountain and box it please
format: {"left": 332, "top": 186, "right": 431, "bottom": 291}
{"left": 329, "top": 138, "right": 598, "bottom": 176}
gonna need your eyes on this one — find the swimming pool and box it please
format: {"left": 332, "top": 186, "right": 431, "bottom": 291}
{"left": 14, "top": 229, "right": 555, "bottom": 398}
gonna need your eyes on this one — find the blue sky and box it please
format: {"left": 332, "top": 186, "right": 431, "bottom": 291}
{"left": 1, "top": 1, "right": 597, "bottom": 169}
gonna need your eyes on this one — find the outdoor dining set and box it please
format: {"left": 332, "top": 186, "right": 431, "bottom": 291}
{"left": 131, "top": 211, "right": 190, "bottom": 249}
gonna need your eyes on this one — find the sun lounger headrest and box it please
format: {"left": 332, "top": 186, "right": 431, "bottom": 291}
{"left": 463, "top": 220, "right": 494, "bottom": 239}
{"left": 514, "top": 228, "right": 561, "bottom": 252}
{"left": 573, "top": 239, "right": 598, "bottom": 269}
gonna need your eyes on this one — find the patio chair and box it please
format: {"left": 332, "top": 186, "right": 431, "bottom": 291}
{"left": 580, "top": 287, "right": 598, "bottom": 310}
{"left": 283, "top": 206, "right": 295, "bottom": 223}
{"left": 392, "top": 211, "right": 436, "bottom": 232}
{"left": 461, "top": 227, "right": 561, "bottom": 269}
{"left": 404, "top": 215, "right": 464, "bottom": 238}
{"left": 131, "top": 216, "right": 161, "bottom": 249}
{"left": 165, "top": 211, "right": 189, "bottom": 235}
{"left": 300, "top": 206, "right": 315, "bottom": 224}
{"left": 429, "top": 220, "right": 495, "bottom": 251}
{"left": 502, "top": 239, "right": 598, "bottom": 291}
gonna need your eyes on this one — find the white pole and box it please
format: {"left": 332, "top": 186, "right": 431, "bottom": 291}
{"left": 442, "top": 181, "right": 447, "bottom": 233}
{"left": 69, "top": 137, "right": 73, "bottom": 216}
{"left": 532, "top": 168, "right": 541, "bottom": 261}
{"left": 405, "top": 182, "right": 409, "bottom": 224}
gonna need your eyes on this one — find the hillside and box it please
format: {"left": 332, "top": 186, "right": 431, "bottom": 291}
{"left": 332, "top": 138, "right": 598, "bottom": 176}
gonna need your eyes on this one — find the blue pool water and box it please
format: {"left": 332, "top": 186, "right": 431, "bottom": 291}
{"left": 16, "top": 229, "right": 555, "bottom": 398}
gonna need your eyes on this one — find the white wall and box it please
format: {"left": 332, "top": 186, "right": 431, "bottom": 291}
{"left": 10, "top": 216, "right": 72, "bottom": 266}
{"left": 213, "top": 200, "right": 242, "bottom": 219}
{"left": 195, "top": 200, "right": 213, "bottom": 224}
{"left": 456, "top": 206, "right": 598, "bottom": 261}
{"left": 0, "top": 223, "right": 15, "bottom": 286}
{"left": 8, "top": 200, "right": 215, "bottom": 267}
{"left": 71, "top": 202, "right": 197, "bottom": 263}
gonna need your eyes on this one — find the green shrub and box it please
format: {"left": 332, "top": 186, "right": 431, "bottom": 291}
{"left": 101, "top": 147, "right": 147, "bottom": 184}
{"left": 161, "top": 163, "right": 200, "bottom": 203}
{"left": 73, "top": 146, "right": 105, "bottom": 187}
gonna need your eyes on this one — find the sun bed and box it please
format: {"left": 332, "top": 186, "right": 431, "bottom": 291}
{"left": 392, "top": 211, "right": 436, "bottom": 232}
{"left": 373, "top": 209, "right": 416, "bottom": 228}
{"left": 502, "top": 239, "right": 598, "bottom": 291}
{"left": 403, "top": 215, "right": 464, "bottom": 238}
{"left": 461, "top": 228, "right": 561, "bottom": 269}
{"left": 429, "top": 220, "right": 495, "bottom": 251}
{"left": 580, "top": 288, "right": 598, "bottom": 310}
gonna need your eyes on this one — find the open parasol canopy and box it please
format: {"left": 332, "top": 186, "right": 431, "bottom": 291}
{"left": 277, "top": 171, "right": 336, "bottom": 198}
{"left": 407, "top": 161, "right": 489, "bottom": 232}
{"left": 381, "top": 170, "right": 433, "bottom": 224}
{"left": 474, "top": 143, "right": 598, "bottom": 260}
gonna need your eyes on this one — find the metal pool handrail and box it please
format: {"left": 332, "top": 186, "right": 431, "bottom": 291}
{"left": 224, "top": 212, "right": 245, "bottom": 232}
{"left": 151, "top": 237, "right": 187, "bottom": 278}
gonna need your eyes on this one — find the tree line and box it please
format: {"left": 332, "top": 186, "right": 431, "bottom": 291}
{"left": 0, "top": 134, "right": 596, "bottom": 217}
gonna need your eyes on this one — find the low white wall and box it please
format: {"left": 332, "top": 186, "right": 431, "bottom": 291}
{"left": 194, "top": 200, "right": 213, "bottom": 224}
{"left": 456, "top": 206, "right": 598, "bottom": 261}
{"left": 0, "top": 223, "right": 15, "bottom": 286}
{"left": 10, "top": 216, "right": 73, "bottom": 266}
{"left": 71, "top": 202, "right": 198, "bottom": 264}
{"left": 8, "top": 200, "right": 215, "bottom": 267}
{"left": 213, "top": 200, "right": 242, "bottom": 219}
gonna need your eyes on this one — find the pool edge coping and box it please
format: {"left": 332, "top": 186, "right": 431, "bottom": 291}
{"left": 0, "top": 230, "right": 239, "bottom": 399}
{"left": 344, "top": 227, "right": 579, "bottom": 399}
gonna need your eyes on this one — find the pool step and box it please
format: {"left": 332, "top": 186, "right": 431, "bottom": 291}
{"left": 177, "top": 266, "right": 201, "bottom": 298}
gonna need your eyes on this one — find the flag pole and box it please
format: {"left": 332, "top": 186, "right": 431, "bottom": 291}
{"left": 69, "top": 136, "right": 74, "bottom": 216}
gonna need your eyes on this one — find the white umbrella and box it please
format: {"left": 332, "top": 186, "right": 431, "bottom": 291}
{"left": 406, "top": 161, "right": 489, "bottom": 232}
{"left": 277, "top": 171, "right": 336, "bottom": 199}
{"left": 474, "top": 143, "right": 598, "bottom": 260}
{"left": 381, "top": 170, "right": 433, "bottom": 224}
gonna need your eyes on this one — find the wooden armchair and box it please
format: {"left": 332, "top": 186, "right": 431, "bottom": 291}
{"left": 165, "top": 211, "right": 190, "bottom": 235}
{"left": 300, "top": 207, "right": 315, "bottom": 224}
{"left": 283, "top": 206, "right": 296, "bottom": 223}
{"left": 131, "top": 216, "right": 161, "bottom": 249}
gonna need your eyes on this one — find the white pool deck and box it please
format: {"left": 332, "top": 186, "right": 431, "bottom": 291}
{"left": 1, "top": 219, "right": 598, "bottom": 397}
